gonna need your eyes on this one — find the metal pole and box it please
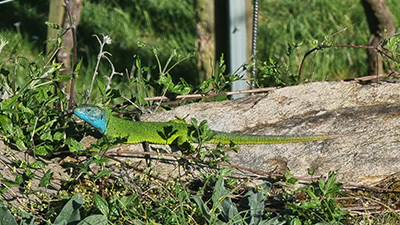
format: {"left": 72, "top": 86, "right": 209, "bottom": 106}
{"left": 229, "top": 0, "right": 248, "bottom": 99}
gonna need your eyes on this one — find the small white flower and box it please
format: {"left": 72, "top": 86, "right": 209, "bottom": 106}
{"left": 103, "top": 35, "right": 112, "bottom": 45}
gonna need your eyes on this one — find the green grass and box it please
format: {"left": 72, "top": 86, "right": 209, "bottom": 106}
{"left": 258, "top": 0, "right": 400, "bottom": 81}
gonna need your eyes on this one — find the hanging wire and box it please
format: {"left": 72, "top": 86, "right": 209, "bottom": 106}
{"left": 0, "top": 0, "right": 15, "bottom": 4}
{"left": 250, "top": 0, "right": 259, "bottom": 90}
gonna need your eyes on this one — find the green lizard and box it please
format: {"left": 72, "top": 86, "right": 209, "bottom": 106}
{"left": 74, "top": 104, "right": 333, "bottom": 150}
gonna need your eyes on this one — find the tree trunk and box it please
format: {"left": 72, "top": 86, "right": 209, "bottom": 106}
{"left": 47, "top": 0, "right": 64, "bottom": 56}
{"left": 361, "top": 0, "right": 395, "bottom": 75}
{"left": 47, "top": 0, "right": 83, "bottom": 100}
{"left": 57, "top": 0, "right": 83, "bottom": 95}
{"left": 195, "top": 0, "right": 215, "bottom": 83}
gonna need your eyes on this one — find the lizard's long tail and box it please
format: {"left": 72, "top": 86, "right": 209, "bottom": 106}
{"left": 210, "top": 132, "right": 332, "bottom": 145}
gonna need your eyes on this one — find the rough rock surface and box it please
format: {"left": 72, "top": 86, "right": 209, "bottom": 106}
{"left": 140, "top": 81, "right": 400, "bottom": 185}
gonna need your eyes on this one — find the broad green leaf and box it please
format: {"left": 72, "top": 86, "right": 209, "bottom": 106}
{"left": 212, "top": 178, "right": 240, "bottom": 222}
{"left": 77, "top": 215, "right": 108, "bottom": 225}
{"left": 1, "top": 109, "right": 20, "bottom": 114}
{"left": 0, "top": 202, "right": 18, "bottom": 225}
{"left": 191, "top": 195, "right": 224, "bottom": 225}
{"left": 53, "top": 195, "right": 83, "bottom": 225}
{"left": 94, "top": 194, "right": 109, "bottom": 216}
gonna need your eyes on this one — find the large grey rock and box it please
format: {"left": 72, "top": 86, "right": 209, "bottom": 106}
{"left": 139, "top": 81, "right": 400, "bottom": 185}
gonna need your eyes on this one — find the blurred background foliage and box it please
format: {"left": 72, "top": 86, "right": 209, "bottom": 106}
{"left": 0, "top": 0, "right": 399, "bottom": 101}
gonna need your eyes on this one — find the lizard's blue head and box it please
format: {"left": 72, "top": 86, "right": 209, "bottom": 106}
{"left": 74, "top": 104, "right": 108, "bottom": 134}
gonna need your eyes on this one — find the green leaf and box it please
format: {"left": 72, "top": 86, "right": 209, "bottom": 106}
{"left": 95, "top": 169, "right": 112, "bottom": 180}
{"left": 1, "top": 178, "right": 20, "bottom": 188}
{"left": 39, "top": 169, "right": 52, "bottom": 187}
{"left": 290, "top": 217, "right": 302, "bottom": 225}
{"left": 300, "top": 199, "right": 321, "bottom": 209}
{"left": 191, "top": 195, "right": 223, "bottom": 225}
{"left": 94, "top": 194, "right": 109, "bottom": 216}
{"left": 15, "top": 139, "right": 27, "bottom": 150}
{"left": 45, "top": 21, "right": 61, "bottom": 30}
{"left": 15, "top": 175, "right": 23, "bottom": 184}
{"left": 77, "top": 215, "right": 108, "bottom": 225}
{"left": 29, "top": 161, "right": 45, "bottom": 169}
{"left": 130, "top": 220, "right": 146, "bottom": 225}
{"left": 18, "top": 104, "right": 35, "bottom": 115}
{"left": 171, "top": 78, "right": 193, "bottom": 94}
{"left": 285, "top": 170, "right": 298, "bottom": 185}
{"left": 2, "top": 175, "right": 23, "bottom": 188}
{"left": 218, "top": 168, "right": 234, "bottom": 177}
{"left": 0, "top": 188, "right": 8, "bottom": 195}
{"left": 34, "top": 146, "right": 50, "bottom": 156}
{"left": 55, "top": 75, "right": 72, "bottom": 82}
{"left": 66, "top": 138, "right": 84, "bottom": 154}
{"left": 40, "top": 131, "right": 53, "bottom": 141}
{"left": 0, "top": 114, "right": 13, "bottom": 134}
{"left": 238, "top": 182, "right": 271, "bottom": 225}
{"left": 387, "top": 36, "right": 397, "bottom": 51}
{"left": 215, "top": 95, "right": 228, "bottom": 101}
{"left": 0, "top": 202, "right": 18, "bottom": 225}
{"left": 1, "top": 94, "right": 19, "bottom": 109}
{"left": 260, "top": 216, "right": 286, "bottom": 225}
{"left": 306, "top": 186, "right": 319, "bottom": 201}
{"left": 97, "top": 79, "right": 107, "bottom": 97}
{"left": 23, "top": 169, "right": 34, "bottom": 179}
{"left": 212, "top": 178, "right": 240, "bottom": 223}
{"left": 53, "top": 195, "right": 83, "bottom": 225}
{"left": 34, "top": 118, "right": 57, "bottom": 134}
{"left": 53, "top": 131, "right": 65, "bottom": 141}
{"left": 158, "top": 74, "right": 172, "bottom": 86}
{"left": 75, "top": 58, "right": 83, "bottom": 72}
{"left": 0, "top": 68, "right": 10, "bottom": 76}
